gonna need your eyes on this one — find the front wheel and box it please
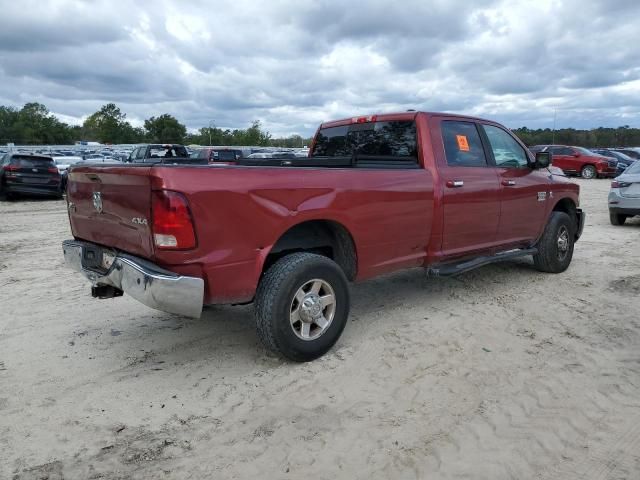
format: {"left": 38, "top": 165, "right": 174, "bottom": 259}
{"left": 254, "top": 252, "right": 350, "bottom": 362}
{"left": 533, "top": 212, "right": 575, "bottom": 273}
{"left": 581, "top": 165, "right": 597, "bottom": 179}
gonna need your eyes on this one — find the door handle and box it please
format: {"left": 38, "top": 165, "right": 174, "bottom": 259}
{"left": 446, "top": 180, "right": 464, "bottom": 188}
{"left": 502, "top": 180, "right": 516, "bottom": 186}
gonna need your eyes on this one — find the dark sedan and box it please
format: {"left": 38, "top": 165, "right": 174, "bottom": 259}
{"left": 0, "top": 153, "right": 63, "bottom": 199}
{"left": 592, "top": 149, "right": 636, "bottom": 175}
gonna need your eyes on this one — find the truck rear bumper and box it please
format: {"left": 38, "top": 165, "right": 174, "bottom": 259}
{"left": 62, "top": 240, "right": 204, "bottom": 318}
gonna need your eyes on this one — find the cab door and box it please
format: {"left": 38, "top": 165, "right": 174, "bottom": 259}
{"left": 480, "top": 124, "right": 549, "bottom": 246}
{"left": 432, "top": 118, "right": 502, "bottom": 259}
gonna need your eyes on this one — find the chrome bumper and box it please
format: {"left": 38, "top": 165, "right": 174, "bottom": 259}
{"left": 62, "top": 240, "right": 204, "bottom": 318}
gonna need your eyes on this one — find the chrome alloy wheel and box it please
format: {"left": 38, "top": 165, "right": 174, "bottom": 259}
{"left": 557, "top": 225, "right": 570, "bottom": 261}
{"left": 289, "top": 279, "right": 336, "bottom": 341}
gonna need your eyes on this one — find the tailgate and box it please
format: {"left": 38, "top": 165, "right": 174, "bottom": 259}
{"left": 66, "top": 166, "right": 155, "bottom": 258}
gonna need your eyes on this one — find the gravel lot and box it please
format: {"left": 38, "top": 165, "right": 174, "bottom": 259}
{"left": 1, "top": 178, "right": 639, "bottom": 479}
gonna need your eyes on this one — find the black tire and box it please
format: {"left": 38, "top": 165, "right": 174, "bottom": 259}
{"left": 610, "top": 212, "right": 628, "bottom": 226}
{"left": 533, "top": 211, "right": 575, "bottom": 273}
{"left": 581, "top": 165, "right": 597, "bottom": 179}
{"left": 254, "top": 252, "right": 350, "bottom": 362}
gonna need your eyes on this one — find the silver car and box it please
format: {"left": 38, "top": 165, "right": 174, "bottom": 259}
{"left": 609, "top": 160, "right": 640, "bottom": 225}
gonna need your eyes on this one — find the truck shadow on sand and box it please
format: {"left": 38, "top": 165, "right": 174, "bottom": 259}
{"left": 120, "top": 257, "right": 542, "bottom": 369}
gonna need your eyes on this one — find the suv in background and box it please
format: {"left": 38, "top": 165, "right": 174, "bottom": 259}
{"left": 591, "top": 149, "right": 636, "bottom": 175}
{"left": 0, "top": 153, "right": 62, "bottom": 199}
{"left": 612, "top": 148, "right": 640, "bottom": 160}
{"left": 530, "top": 145, "right": 617, "bottom": 179}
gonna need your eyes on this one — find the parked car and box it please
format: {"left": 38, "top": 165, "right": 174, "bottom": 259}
{"left": 612, "top": 148, "right": 640, "bottom": 160}
{"left": 53, "top": 156, "right": 85, "bottom": 190}
{"left": 591, "top": 149, "right": 636, "bottom": 175}
{"left": 608, "top": 160, "right": 640, "bottom": 225}
{"left": 126, "top": 144, "right": 203, "bottom": 163}
{"left": 62, "top": 111, "right": 584, "bottom": 361}
{"left": 196, "top": 147, "right": 244, "bottom": 164}
{"left": 530, "top": 145, "right": 617, "bottom": 179}
{"left": 0, "top": 153, "right": 62, "bottom": 199}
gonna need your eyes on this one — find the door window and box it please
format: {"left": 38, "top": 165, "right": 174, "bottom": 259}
{"left": 482, "top": 125, "right": 529, "bottom": 168}
{"left": 441, "top": 121, "right": 487, "bottom": 167}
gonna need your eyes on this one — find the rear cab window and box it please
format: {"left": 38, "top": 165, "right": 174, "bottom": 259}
{"left": 311, "top": 120, "right": 418, "bottom": 168}
{"left": 441, "top": 121, "right": 487, "bottom": 167}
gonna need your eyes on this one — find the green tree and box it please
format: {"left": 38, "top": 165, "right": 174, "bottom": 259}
{"left": 144, "top": 114, "right": 187, "bottom": 143}
{"left": 82, "top": 103, "right": 132, "bottom": 144}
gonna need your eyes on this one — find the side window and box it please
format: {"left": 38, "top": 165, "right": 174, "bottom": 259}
{"left": 482, "top": 125, "right": 529, "bottom": 168}
{"left": 136, "top": 148, "right": 146, "bottom": 160}
{"left": 556, "top": 147, "right": 573, "bottom": 156}
{"left": 128, "top": 148, "right": 138, "bottom": 161}
{"left": 441, "top": 121, "right": 487, "bottom": 167}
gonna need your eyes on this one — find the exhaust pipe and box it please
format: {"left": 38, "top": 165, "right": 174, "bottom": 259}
{"left": 91, "top": 285, "right": 124, "bottom": 299}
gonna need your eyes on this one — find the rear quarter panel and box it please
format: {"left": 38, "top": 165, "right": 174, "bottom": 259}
{"left": 151, "top": 165, "right": 435, "bottom": 304}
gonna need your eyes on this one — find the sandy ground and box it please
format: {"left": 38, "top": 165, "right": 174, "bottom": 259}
{"left": 1, "top": 178, "right": 639, "bottom": 479}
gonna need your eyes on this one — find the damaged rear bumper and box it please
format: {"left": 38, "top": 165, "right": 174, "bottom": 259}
{"left": 62, "top": 240, "right": 204, "bottom": 318}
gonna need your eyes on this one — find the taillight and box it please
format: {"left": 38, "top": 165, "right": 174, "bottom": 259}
{"left": 3, "top": 165, "right": 19, "bottom": 171}
{"left": 151, "top": 190, "right": 196, "bottom": 250}
{"left": 611, "top": 180, "right": 630, "bottom": 188}
{"left": 48, "top": 167, "right": 59, "bottom": 174}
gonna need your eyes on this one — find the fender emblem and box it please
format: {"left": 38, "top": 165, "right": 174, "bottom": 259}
{"left": 132, "top": 217, "right": 148, "bottom": 225}
{"left": 537, "top": 192, "right": 547, "bottom": 202}
{"left": 92, "top": 192, "right": 103, "bottom": 213}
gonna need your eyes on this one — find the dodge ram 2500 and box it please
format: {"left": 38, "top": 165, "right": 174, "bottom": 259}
{"left": 62, "top": 111, "right": 585, "bottom": 361}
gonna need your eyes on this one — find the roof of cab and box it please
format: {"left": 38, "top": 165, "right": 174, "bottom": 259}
{"left": 319, "top": 111, "right": 497, "bottom": 129}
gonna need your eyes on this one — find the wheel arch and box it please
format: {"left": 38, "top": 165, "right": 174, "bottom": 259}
{"left": 261, "top": 219, "right": 358, "bottom": 281}
{"left": 550, "top": 197, "right": 580, "bottom": 236}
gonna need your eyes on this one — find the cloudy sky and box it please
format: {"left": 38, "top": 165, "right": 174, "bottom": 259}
{"left": 0, "top": 0, "right": 638, "bottom": 136}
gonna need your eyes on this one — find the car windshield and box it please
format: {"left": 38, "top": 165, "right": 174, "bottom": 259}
{"left": 15, "top": 156, "right": 54, "bottom": 168}
{"left": 56, "top": 158, "right": 84, "bottom": 165}
{"left": 149, "top": 146, "right": 188, "bottom": 158}
{"left": 575, "top": 147, "right": 596, "bottom": 155}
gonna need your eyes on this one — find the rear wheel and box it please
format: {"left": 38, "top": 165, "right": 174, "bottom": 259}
{"left": 533, "top": 212, "right": 575, "bottom": 273}
{"left": 610, "top": 212, "right": 628, "bottom": 226}
{"left": 581, "top": 165, "right": 597, "bottom": 179}
{"left": 254, "top": 252, "right": 350, "bottom": 362}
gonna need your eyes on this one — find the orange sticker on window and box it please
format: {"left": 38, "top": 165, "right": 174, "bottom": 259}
{"left": 456, "top": 135, "right": 470, "bottom": 152}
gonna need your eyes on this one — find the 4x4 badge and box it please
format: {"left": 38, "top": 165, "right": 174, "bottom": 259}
{"left": 537, "top": 192, "right": 547, "bottom": 202}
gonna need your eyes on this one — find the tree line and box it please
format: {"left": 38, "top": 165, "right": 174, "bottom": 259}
{"left": 511, "top": 126, "right": 640, "bottom": 148}
{"left": 0, "top": 102, "right": 313, "bottom": 147}
{"left": 2, "top": 102, "right": 638, "bottom": 148}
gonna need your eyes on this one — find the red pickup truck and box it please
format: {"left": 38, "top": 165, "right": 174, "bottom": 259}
{"left": 62, "top": 112, "right": 585, "bottom": 361}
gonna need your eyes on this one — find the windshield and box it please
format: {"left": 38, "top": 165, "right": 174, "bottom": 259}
{"left": 312, "top": 120, "right": 417, "bottom": 158}
{"left": 576, "top": 147, "right": 597, "bottom": 155}
{"left": 149, "top": 146, "right": 188, "bottom": 158}
{"left": 15, "top": 157, "right": 54, "bottom": 168}
{"left": 56, "top": 158, "right": 84, "bottom": 165}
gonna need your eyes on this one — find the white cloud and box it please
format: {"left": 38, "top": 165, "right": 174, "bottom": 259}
{"left": 0, "top": 0, "right": 638, "bottom": 136}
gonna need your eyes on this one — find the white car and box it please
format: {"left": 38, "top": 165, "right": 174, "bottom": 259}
{"left": 609, "top": 160, "right": 640, "bottom": 225}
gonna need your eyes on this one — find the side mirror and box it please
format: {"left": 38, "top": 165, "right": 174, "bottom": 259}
{"left": 534, "top": 151, "right": 551, "bottom": 169}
